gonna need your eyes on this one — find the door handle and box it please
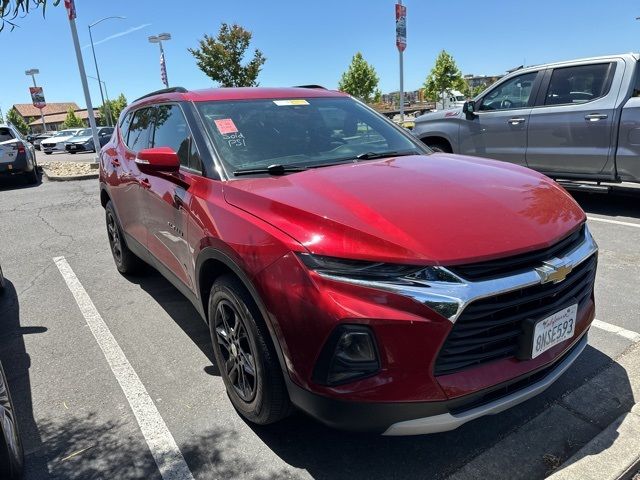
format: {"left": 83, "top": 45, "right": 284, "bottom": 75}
{"left": 110, "top": 158, "right": 120, "bottom": 167}
{"left": 508, "top": 117, "right": 526, "bottom": 125}
{"left": 585, "top": 113, "right": 608, "bottom": 121}
{"left": 140, "top": 178, "right": 151, "bottom": 189}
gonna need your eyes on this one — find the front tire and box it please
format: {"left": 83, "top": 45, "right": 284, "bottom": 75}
{"left": 105, "top": 201, "right": 143, "bottom": 275}
{"left": 209, "top": 275, "right": 291, "bottom": 425}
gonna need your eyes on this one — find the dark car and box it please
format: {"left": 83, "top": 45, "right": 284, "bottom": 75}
{"left": 65, "top": 127, "right": 114, "bottom": 154}
{"left": 0, "top": 267, "right": 24, "bottom": 479}
{"left": 100, "top": 86, "right": 596, "bottom": 434}
{"left": 31, "top": 132, "right": 55, "bottom": 151}
{"left": 0, "top": 125, "right": 38, "bottom": 184}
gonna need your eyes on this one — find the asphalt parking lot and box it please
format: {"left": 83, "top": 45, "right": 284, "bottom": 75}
{"left": 0, "top": 175, "right": 639, "bottom": 480}
{"left": 36, "top": 150, "right": 97, "bottom": 164}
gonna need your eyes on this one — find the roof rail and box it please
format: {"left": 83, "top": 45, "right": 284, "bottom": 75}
{"left": 133, "top": 86, "right": 188, "bottom": 103}
{"left": 293, "top": 85, "right": 327, "bottom": 89}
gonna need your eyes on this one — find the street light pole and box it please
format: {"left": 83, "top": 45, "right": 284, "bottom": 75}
{"left": 149, "top": 33, "right": 171, "bottom": 88}
{"left": 88, "top": 75, "right": 111, "bottom": 116}
{"left": 88, "top": 16, "right": 125, "bottom": 127}
{"left": 25, "top": 69, "right": 47, "bottom": 132}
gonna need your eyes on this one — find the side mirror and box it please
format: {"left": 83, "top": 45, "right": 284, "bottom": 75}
{"left": 136, "top": 147, "right": 180, "bottom": 172}
{"left": 462, "top": 100, "right": 477, "bottom": 118}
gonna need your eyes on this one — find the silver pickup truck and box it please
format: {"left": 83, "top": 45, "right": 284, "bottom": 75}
{"left": 413, "top": 53, "right": 640, "bottom": 183}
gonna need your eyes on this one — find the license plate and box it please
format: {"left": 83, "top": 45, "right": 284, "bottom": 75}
{"left": 69, "top": 145, "right": 77, "bottom": 150}
{"left": 531, "top": 304, "right": 577, "bottom": 359}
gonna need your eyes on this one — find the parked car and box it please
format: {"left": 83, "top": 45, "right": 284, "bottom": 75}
{"left": 31, "top": 132, "right": 55, "bottom": 151}
{"left": 65, "top": 127, "right": 114, "bottom": 154}
{"left": 40, "top": 128, "right": 83, "bottom": 154}
{"left": 0, "top": 265, "right": 23, "bottom": 479}
{"left": 413, "top": 53, "right": 640, "bottom": 183}
{"left": 0, "top": 124, "right": 38, "bottom": 184}
{"left": 100, "top": 86, "right": 597, "bottom": 434}
{"left": 0, "top": 359, "right": 22, "bottom": 479}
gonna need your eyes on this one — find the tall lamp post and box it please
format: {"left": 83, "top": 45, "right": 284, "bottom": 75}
{"left": 88, "top": 16, "right": 125, "bottom": 127}
{"left": 87, "top": 75, "right": 112, "bottom": 121}
{"left": 148, "top": 33, "right": 171, "bottom": 88}
{"left": 25, "top": 68, "right": 47, "bottom": 132}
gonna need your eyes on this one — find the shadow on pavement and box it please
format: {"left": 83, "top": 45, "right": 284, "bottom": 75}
{"left": 568, "top": 188, "right": 640, "bottom": 220}
{"left": 0, "top": 279, "right": 48, "bottom": 479}
{"left": 126, "top": 267, "right": 220, "bottom": 376}
{"left": 0, "top": 171, "right": 42, "bottom": 191}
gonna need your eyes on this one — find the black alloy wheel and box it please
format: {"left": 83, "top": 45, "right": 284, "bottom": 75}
{"left": 214, "top": 299, "right": 257, "bottom": 402}
{"left": 0, "top": 364, "right": 23, "bottom": 480}
{"left": 105, "top": 201, "right": 143, "bottom": 275}
{"left": 209, "top": 275, "right": 291, "bottom": 425}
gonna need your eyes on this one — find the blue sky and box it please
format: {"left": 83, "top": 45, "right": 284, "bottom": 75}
{"left": 1, "top": 0, "right": 640, "bottom": 116}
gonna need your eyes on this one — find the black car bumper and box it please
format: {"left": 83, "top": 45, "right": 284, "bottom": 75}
{"left": 66, "top": 143, "right": 93, "bottom": 153}
{"left": 0, "top": 153, "right": 30, "bottom": 176}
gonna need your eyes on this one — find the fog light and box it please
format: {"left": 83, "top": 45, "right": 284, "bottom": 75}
{"left": 313, "top": 325, "right": 380, "bottom": 386}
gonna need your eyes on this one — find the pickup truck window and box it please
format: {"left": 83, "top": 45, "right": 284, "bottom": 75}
{"left": 479, "top": 72, "right": 537, "bottom": 111}
{"left": 545, "top": 63, "right": 613, "bottom": 106}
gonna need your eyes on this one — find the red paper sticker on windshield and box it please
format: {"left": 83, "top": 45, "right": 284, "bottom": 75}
{"left": 214, "top": 118, "right": 238, "bottom": 134}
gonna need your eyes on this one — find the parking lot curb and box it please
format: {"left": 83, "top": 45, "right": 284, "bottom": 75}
{"left": 547, "top": 343, "right": 640, "bottom": 480}
{"left": 546, "top": 408, "right": 640, "bottom": 480}
{"left": 41, "top": 167, "right": 99, "bottom": 182}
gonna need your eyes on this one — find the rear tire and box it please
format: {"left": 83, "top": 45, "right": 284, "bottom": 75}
{"left": 105, "top": 201, "right": 143, "bottom": 275}
{"left": 209, "top": 274, "right": 291, "bottom": 425}
{"left": 426, "top": 142, "right": 451, "bottom": 153}
{"left": 28, "top": 158, "right": 39, "bottom": 184}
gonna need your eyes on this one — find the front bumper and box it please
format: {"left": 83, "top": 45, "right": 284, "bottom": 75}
{"left": 289, "top": 332, "right": 588, "bottom": 434}
{"left": 66, "top": 143, "right": 93, "bottom": 153}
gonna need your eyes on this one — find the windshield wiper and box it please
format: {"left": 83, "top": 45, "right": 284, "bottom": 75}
{"left": 355, "top": 150, "right": 417, "bottom": 160}
{"left": 233, "top": 164, "right": 308, "bottom": 176}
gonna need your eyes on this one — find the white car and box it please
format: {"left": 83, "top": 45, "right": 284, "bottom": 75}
{"left": 40, "top": 129, "right": 83, "bottom": 154}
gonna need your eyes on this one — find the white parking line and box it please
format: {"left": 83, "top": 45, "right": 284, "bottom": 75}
{"left": 53, "top": 256, "right": 195, "bottom": 480}
{"left": 592, "top": 319, "right": 640, "bottom": 343}
{"left": 587, "top": 216, "right": 640, "bottom": 229}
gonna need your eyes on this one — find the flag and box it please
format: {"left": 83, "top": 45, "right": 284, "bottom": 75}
{"left": 160, "top": 50, "right": 169, "bottom": 88}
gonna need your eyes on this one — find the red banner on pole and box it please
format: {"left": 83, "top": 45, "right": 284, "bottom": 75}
{"left": 395, "top": 3, "right": 407, "bottom": 52}
{"left": 29, "top": 87, "right": 46, "bottom": 109}
{"left": 64, "top": 0, "right": 76, "bottom": 20}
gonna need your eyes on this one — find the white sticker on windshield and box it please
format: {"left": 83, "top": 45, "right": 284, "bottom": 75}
{"left": 273, "top": 99, "right": 309, "bottom": 106}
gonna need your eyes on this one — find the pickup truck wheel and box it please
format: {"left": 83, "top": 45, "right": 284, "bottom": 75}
{"left": 209, "top": 274, "right": 291, "bottom": 425}
{"left": 425, "top": 141, "right": 452, "bottom": 153}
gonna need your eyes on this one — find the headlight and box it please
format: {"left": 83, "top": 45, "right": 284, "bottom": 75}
{"left": 297, "top": 253, "right": 458, "bottom": 283}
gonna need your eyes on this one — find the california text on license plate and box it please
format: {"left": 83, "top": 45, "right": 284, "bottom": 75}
{"left": 532, "top": 304, "right": 577, "bottom": 359}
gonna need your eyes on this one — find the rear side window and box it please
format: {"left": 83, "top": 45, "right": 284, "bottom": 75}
{"left": 126, "top": 108, "right": 154, "bottom": 153}
{"left": 152, "top": 104, "right": 201, "bottom": 171}
{"left": 0, "top": 128, "right": 15, "bottom": 142}
{"left": 545, "top": 63, "right": 614, "bottom": 105}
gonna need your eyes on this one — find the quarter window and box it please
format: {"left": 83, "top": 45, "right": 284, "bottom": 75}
{"left": 126, "top": 108, "right": 154, "bottom": 153}
{"left": 545, "top": 63, "right": 613, "bottom": 105}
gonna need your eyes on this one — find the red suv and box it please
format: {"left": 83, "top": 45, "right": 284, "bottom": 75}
{"left": 99, "top": 86, "right": 597, "bottom": 435}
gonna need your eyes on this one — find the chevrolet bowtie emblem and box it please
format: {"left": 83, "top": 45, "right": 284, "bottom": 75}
{"left": 536, "top": 258, "right": 573, "bottom": 284}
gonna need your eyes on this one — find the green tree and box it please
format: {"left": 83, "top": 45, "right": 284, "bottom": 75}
{"left": 98, "top": 93, "right": 128, "bottom": 125}
{"left": 189, "top": 23, "right": 266, "bottom": 87}
{"left": 462, "top": 82, "right": 487, "bottom": 98}
{"left": 62, "top": 108, "right": 84, "bottom": 128}
{"left": 6, "top": 108, "right": 30, "bottom": 135}
{"left": 0, "top": 0, "right": 60, "bottom": 31}
{"left": 423, "top": 50, "right": 466, "bottom": 103}
{"left": 338, "top": 52, "right": 381, "bottom": 104}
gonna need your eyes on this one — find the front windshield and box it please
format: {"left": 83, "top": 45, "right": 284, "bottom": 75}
{"left": 455, "top": 95, "right": 465, "bottom": 101}
{"left": 75, "top": 129, "right": 92, "bottom": 136}
{"left": 196, "top": 97, "right": 425, "bottom": 174}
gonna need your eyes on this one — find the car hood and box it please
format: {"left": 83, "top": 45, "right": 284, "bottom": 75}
{"left": 223, "top": 154, "right": 585, "bottom": 265}
{"left": 42, "top": 135, "right": 76, "bottom": 144}
{"left": 415, "top": 107, "right": 464, "bottom": 123}
{"left": 68, "top": 135, "right": 92, "bottom": 143}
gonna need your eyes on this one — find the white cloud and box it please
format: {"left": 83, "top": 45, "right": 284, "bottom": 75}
{"left": 83, "top": 23, "right": 152, "bottom": 49}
